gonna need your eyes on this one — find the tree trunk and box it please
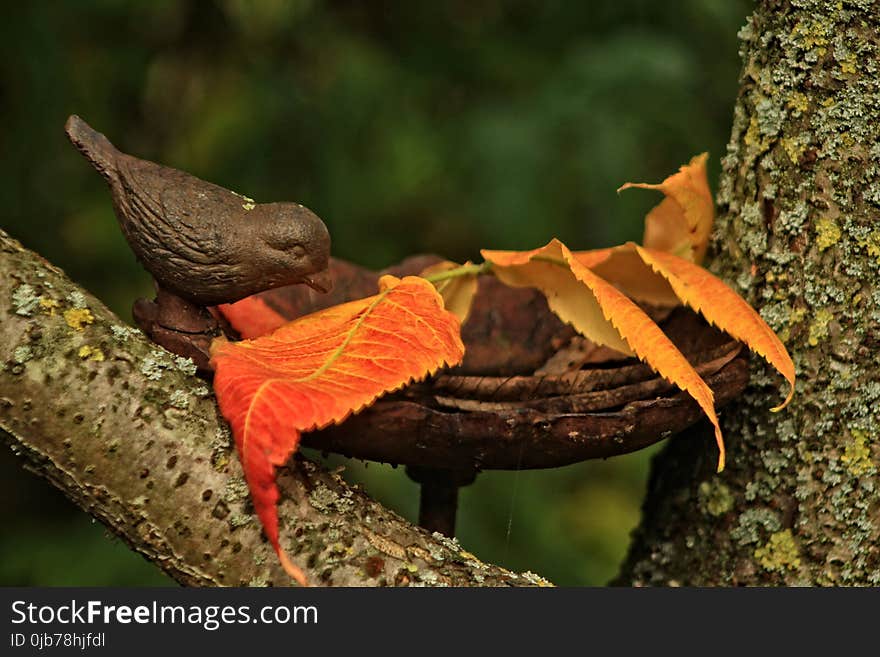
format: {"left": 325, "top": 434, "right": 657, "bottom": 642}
{"left": 0, "top": 229, "right": 546, "bottom": 587}
{"left": 617, "top": 0, "right": 880, "bottom": 585}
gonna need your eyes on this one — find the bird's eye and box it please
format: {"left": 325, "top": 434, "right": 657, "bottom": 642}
{"left": 290, "top": 245, "right": 306, "bottom": 258}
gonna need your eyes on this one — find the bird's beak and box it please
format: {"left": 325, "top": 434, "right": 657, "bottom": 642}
{"left": 302, "top": 269, "right": 333, "bottom": 294}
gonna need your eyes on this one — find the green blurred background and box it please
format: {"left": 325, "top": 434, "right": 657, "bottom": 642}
{"left": 1, "top": 0, "right": 749, "bottom": 586}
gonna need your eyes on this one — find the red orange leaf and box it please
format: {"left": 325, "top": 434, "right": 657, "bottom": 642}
{"left": 482, "top": 239, "right": 726, "bottom": 471}
{"left": 217, "top": 296, "right": 287, "bottom": 339}
{"left": 210, "top": 275, "right": 465, "bottom": 584}
{"left": 618, "top": 152, "right": 714, "bottom": 264}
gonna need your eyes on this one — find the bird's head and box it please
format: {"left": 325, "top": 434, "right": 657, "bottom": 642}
{"left": 250, "top": 202, "right": 332, "bottom": 294}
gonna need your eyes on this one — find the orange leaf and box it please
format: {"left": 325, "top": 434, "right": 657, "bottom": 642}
{"left": 571, "top": 247, "right": 613, "bottom": 269}
{"left": 577, "top": 246, "right": 681, "bottom": 307}
{"left": 632, "top": 245, "right": 795, "bottom": 410}
{"left": 618, "top": 152, "right": 714, "bottom": 264}
{"left": 210, "top": 275, "right": 465, "bottom": 584}
{"left": 483, "top": 239, "right": 726, "bottom": 471}
{"left": 420, "top": 260, "right": 479, "bottom": 325}
{"left": 576, "top": 242, "right": 795, "bottom": 410}
{"left": 217, "top": 296, "right": 288, "bottom": 339}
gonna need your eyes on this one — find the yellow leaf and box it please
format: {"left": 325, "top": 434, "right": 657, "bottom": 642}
{"left": 420, "top": 260, "right": 479, "bottom": 325}
{"left": 618, "top": 153, "right": 714, "bottom": 264}
{"left": 483, "top": 239, "right": 726, "bottom": 471}
{"left": 482, "top": 241, "right": 633, "bottom": 356}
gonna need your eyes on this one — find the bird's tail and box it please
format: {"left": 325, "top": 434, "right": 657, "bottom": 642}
{"left": 65, "top": 115, "right": 118, "bottom": 180}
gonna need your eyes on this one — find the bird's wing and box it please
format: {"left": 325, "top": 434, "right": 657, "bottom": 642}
{"left": 156, "top": 174, "right": 234, "bottom": 261}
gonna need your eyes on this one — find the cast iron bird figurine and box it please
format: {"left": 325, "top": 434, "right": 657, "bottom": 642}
{"left": 65, "top": 115, "right": 332, "bottom": 369}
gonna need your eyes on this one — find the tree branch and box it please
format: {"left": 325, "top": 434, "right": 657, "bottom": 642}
{"left": 0, "top": 228, "right": 546, "bottom": 587}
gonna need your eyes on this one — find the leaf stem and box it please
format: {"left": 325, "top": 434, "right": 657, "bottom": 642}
{"left": 422, "top": 261, "right": 493, "bottom": 283}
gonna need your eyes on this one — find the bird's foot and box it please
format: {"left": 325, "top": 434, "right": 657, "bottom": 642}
{"left": 132, "top": 287, "right": 226, "bottom": 373}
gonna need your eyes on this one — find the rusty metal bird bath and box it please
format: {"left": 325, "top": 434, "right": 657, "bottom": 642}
{"left": 247, "top": 257, "right": 750, "bottom": 536}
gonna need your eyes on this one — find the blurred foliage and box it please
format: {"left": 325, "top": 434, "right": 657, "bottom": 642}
{"left": 1, "top": 0, "right": 749, "bottom": 586}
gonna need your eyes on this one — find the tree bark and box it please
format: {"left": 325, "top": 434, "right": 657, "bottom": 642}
{"left": 617, "top": 0, "right": 880, "bottom": 585}
{"left": 0, "top": 229, "right": 547, "bottom": 587}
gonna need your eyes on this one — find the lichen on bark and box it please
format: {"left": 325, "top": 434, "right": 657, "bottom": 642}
{"left": 618, "top": 0, "right": 880, "bottom": 586}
